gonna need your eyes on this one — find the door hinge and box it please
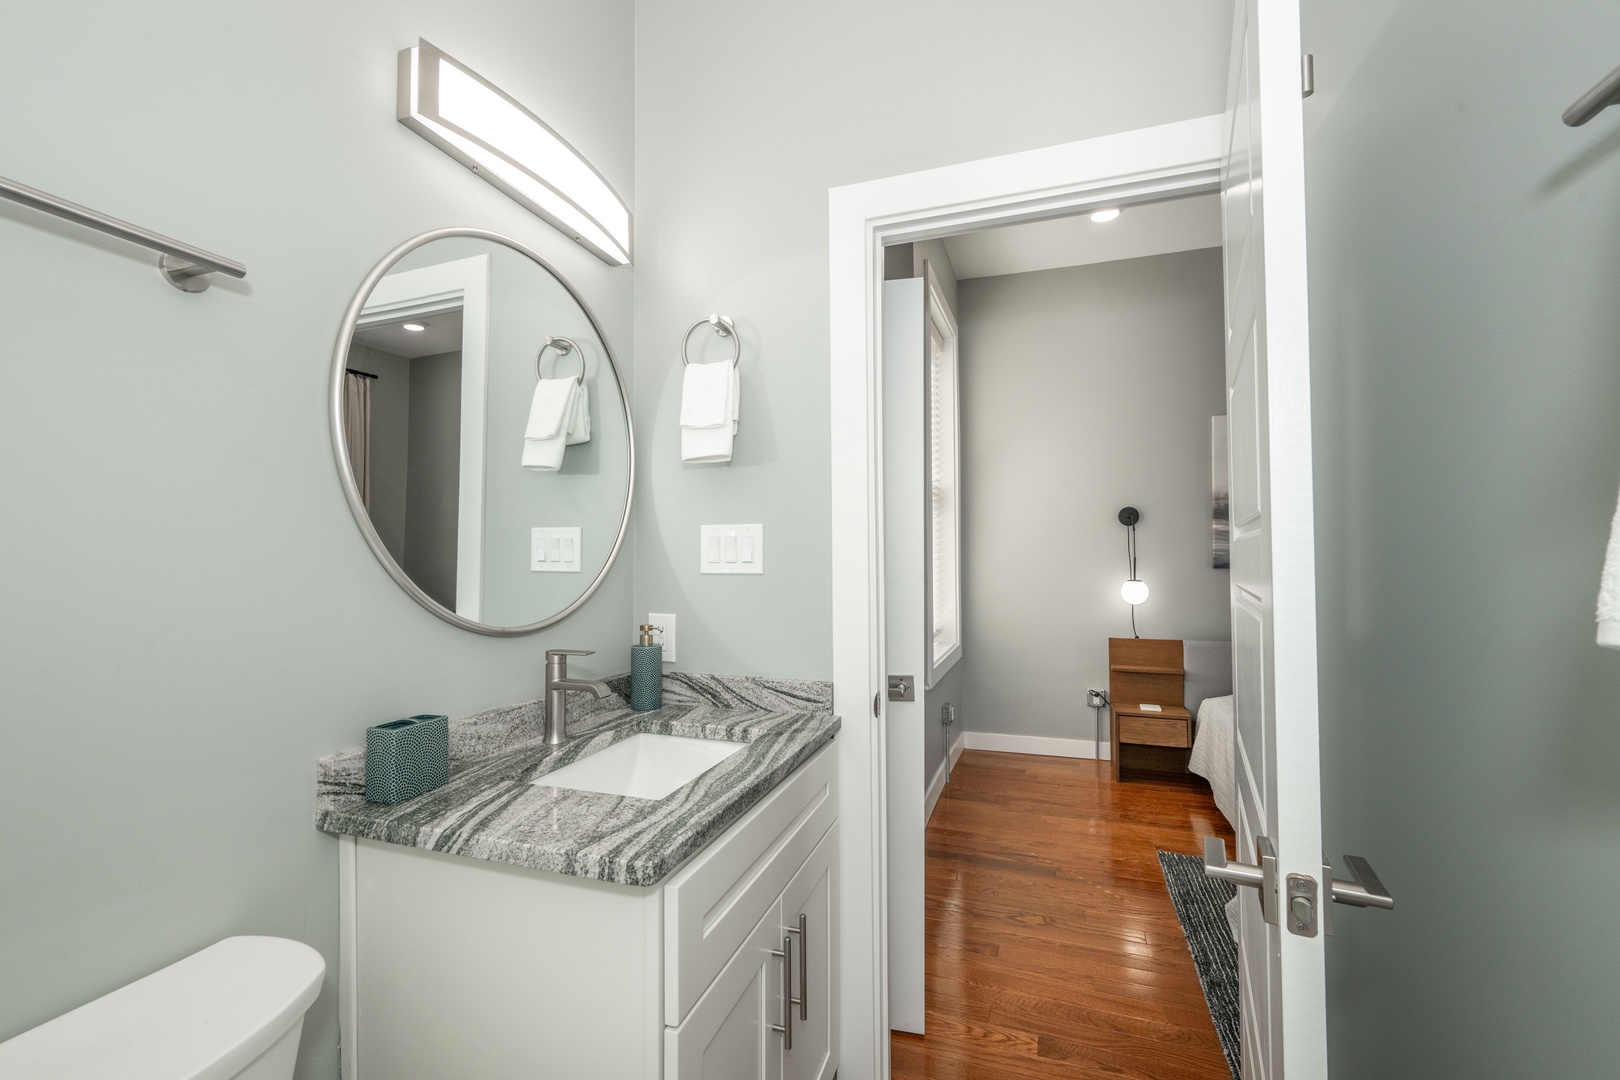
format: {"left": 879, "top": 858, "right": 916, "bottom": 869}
{"left": 1302, "top": 54, "right": 1315, "bottom": 98}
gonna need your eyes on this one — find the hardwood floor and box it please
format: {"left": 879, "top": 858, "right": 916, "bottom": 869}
{"left": 890, "top": 751, "right": 1237, "bottom": 1080}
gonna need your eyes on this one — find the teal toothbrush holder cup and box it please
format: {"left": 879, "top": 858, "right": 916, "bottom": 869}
{"left": 365, "top": 714, "right": 450, "bottom": 805}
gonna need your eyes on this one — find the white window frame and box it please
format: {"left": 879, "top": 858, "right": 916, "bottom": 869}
{"left": 922, "top": 264, "right": 961, "bottom": 686}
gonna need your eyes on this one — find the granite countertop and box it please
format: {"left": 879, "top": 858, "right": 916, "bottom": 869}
{"left": 316, "top": 673, "right": 839, "bottom": 887}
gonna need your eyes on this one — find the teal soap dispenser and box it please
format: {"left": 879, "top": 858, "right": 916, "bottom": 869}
{"left": 631, "top": 624, "right": 663, "bottom": 711}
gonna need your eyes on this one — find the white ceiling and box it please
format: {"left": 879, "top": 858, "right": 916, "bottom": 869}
{"left": 942, "top": 193, "right": 1221, "bottom": 280}
{"left": 351, "top": 309, "right": 464, "bottom": 360}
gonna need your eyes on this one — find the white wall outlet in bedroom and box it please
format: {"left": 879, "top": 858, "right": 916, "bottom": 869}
{"left": 531, "top": 527, "right": 582, "bottom": 572}
{"left": 700, "top": 524, "right": 764, "bottom": 574}
{"left": 647, "top": 613, "right": 677, "bottom": 662}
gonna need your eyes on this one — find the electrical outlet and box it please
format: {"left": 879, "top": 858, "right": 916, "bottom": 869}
{"left": 648, "top": 613, "right": 677, "bottom": 662}
{"left": 1086, "top": 689, "right": 1108, "bottom": 708}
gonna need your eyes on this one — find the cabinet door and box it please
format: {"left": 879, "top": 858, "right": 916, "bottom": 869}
{"left": 668, "top": 899, "right": 786, "bottom": 1080}
{"left": 781, "top": 823, "right": 838, "bottom": 1080}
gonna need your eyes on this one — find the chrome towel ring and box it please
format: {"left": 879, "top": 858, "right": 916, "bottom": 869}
{"left": 536, "top": 336, "right": 585, "bottom": 384}
{"left": 682, "top": 315, "right": 739, "bottom": 367}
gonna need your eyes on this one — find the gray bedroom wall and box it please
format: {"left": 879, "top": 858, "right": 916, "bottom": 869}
{"left": 632, "top": 0, "right": 1232, "bottom": 679}
{"left": 0, "top": 4, "right": 633, "bottom": 1078}
{"left": 403, "top": 351, "right": 463, "bottom": 610}
{"left": 956, "top": 249, "right": 1228, "bottom": 744}
{"left": 1303, "top": 0, "right": 1620, "bottom": 1075}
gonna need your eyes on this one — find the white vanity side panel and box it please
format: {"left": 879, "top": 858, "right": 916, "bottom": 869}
{"left": 338, "top": 835, "right": 358, "bottom": 1080}
{"left": 352, "top": 839, "right": 658, "bottom": 1080}
{"left": 664, "top": 746, "right": 838, "bottom": 1027}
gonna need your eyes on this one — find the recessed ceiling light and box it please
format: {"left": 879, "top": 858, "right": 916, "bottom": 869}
{"left": 402, "top": 322, "right": 427, "bottom": 332}
{"left": 1090, "top": 208, "right": 1121, "bottom": 223}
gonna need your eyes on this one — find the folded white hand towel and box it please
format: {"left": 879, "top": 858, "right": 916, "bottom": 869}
{"left": 525, "top": 378, "right": 576, "bottom": 441}
{"left": 680, "top": 361, "right": 733, "bottom": 428}
{"left": 1597, "top": 483, "right": 1620, "bottom": 648}
{"left": 524, "top": 378, "right": 579, "bottom": 472}
{"left": 681, "top": 364, "right": 739, "bottom": 463}
{"left": 566, "top": 381, "right": 591, "bottom": 446}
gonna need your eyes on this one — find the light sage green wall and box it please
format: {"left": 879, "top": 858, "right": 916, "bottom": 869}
{"left": 955, "top": 250, "right": 1229, "bottom": 743}
{"left": 1305, "top": 0, "right": 1620, "bottom": 1075}
{"left": 0, "top": 4, "right": 632, "bottom": 1078}
{"left": 631, "top": 0, "right": 1232, "bottom": 679}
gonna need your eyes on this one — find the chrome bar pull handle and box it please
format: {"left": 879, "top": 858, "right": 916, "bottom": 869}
{"left": 771, "top": 935, "right": 793, "bottom": 1050}
{"left": 1203, "top": 835, "right": 1280, "bottom": 925}
{"left": 1329, "top": 854, "right": 1395, "bottom": 910}
{"left": 785, "top": 913, "right": 808, "bottom": 1020}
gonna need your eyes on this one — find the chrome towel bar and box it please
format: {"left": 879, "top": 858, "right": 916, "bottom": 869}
{"left": 0, "top": 173, "right": 246, "bottom": 291}
{"left": 1564, "top": 62, "right": 1620, "bottom": 127}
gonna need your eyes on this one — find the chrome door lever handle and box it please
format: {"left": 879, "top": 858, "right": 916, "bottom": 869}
{"left": 1203, "top": 835, "right": 1263, "bottom": 886}
{"left": 1329, "top": 854, "right": 1394, "bottom": 910}
{"left": 1203, "top": 835, "right": 1280, "bottom": 925}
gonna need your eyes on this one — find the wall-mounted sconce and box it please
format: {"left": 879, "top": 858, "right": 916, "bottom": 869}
{"left": 398, "top": 39, "right": 632, "bottom": 266}
{"left": 1119, "top": 506, "right": 1147, "bottom": 637}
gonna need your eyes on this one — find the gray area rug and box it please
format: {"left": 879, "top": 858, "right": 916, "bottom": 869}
{"left": 1158, "top": 851, "right": 1241, "bottom": 1080}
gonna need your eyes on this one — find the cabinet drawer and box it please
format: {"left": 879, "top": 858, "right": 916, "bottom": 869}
{"left": 1118, "top": 714, "right": 1190, "bottom": 747}
{"left": 665, "top": 744, "right": 837, "bottom": 1027}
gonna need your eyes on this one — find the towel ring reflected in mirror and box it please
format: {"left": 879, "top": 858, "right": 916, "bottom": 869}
{"left": 537, "top": 336, "right": 586, "bottom": 384}
{"left": 681, "top": 314, "right": 740, "bottom": 367}
{"left": 329, "top": 226, "right": 634, "bottom": 637}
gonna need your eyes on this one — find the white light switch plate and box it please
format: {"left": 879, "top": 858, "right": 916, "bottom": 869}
{"left": 700, "top": 524, "right": 763, "bottom": 574}
{"left": 531, "top": 527, "right": 582, "bottom": 572}
{"left": 648, "top": 613, "right": 677, "bottom": 662}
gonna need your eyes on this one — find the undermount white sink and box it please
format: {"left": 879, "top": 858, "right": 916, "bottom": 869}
{"left": 533, "top": 733, "right": 747, "bottom": 800}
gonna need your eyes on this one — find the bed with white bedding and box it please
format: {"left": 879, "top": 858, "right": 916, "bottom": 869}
{"left": 1181, "top": 639, "right": 1236, "bottom": 830}
{"left": 1188, "top": 694, "right": 1237, "bottom": 827}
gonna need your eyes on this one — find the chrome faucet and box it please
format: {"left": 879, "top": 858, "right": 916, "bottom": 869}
{"left": 543, "top": 649, "right": 614, "bottom": 746}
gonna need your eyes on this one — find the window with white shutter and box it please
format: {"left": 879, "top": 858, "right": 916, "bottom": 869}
{"left": 925, "top": 275, "right": 961, "bottom": 682}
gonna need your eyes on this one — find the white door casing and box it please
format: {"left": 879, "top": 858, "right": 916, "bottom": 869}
{"left": 359, "top": 254, "right": 491, "bottom": 622}
{"left": 1223, "top": 0, "right": 1327, "bottom": 1075}
{"left": 829, "top": 115, "right": 1227, "bottom": 1080}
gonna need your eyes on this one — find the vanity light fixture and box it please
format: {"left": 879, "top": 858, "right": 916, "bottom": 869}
{"left": 1119, "top": 506, "right": 1148, "bottom": 638}
{"left": 397, "top": 39, "right": 632, "bottom": 266}
{"left": 1090, "top": 208, "right": 1121, "bottom": 223}
{"left": 402, "top": 322, "right": 427, "bottom": 332}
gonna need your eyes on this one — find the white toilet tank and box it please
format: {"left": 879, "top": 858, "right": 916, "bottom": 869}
{"left": 0, "top": 936, "right": 325, "bottom": 1080}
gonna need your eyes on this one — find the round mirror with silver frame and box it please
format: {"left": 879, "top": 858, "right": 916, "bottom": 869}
{"left": 329, "top": 228, "right": 633, "bottom": 636}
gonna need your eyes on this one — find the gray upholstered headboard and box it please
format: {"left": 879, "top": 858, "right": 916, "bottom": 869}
{"left": 1183, "top": 639, "right": 1233, "bottom": 718}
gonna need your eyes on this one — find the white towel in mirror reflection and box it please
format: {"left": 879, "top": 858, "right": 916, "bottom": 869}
{"left": 524, "top": 377, "right": 588, "bottom": 471}
{"left": 680, "top": 360, "right": 738, "bottom": 464}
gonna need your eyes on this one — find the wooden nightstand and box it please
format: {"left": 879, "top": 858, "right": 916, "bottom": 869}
{"left": 1108, "top": 638, "right": 1190, "bottom": 780}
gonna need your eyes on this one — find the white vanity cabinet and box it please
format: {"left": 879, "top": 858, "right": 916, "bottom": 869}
{"left": 667, "top": 824, "right": 837, "bottom": 1080}
{"left": 337, "top": 743, "right": 837, "bottom": 1080}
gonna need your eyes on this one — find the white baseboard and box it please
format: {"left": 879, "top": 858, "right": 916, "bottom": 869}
{"left": 925, "top": 756, "right": 948, "bottom": 823}
{"left": 925, "top": 730, "right": 968, "bottom": 824}
{"left": 948, "top": 729, "right": 966, "bottom": 771}
{"left": 961, "top": 731, "right": 1109, "bottom": 760}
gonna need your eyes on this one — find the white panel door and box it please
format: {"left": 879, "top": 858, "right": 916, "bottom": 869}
{"left": 1221, "top": 0, "right": 1326, "bottom": 1076}
{"left": 881, "top": 276, "right": 927, "bottom": 1034}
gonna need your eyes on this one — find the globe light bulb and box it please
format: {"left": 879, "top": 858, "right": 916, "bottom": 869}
{"left": 1120, "top": 579, "right": 1149, "bottom": 605}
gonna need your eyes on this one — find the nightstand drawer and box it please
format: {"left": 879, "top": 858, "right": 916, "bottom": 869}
{"left": 1118, "top": 714, "right": 1190, "bottom": 748}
